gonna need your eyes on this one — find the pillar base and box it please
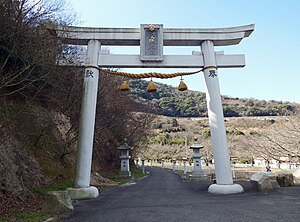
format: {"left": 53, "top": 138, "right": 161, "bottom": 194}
{"left": 189, "top": 174, "right": 207, "bottom": 181}
{"left": 208, "top": 184, "right": 244, "bottom": 194}
{"left": 192, "top": 170, "right": 205, "bottom": 176}
{"left": 67, "top": 186, "right": 99, "bottom": 200}
{"left": 120, "top": 171, "right": 131, "bottom": 177}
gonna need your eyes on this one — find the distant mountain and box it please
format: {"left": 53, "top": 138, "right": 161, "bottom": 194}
{"left": 128, "top": 79, "right": 297, "bottom": 117}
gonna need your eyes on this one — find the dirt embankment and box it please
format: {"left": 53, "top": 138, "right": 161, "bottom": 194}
{"left": 0, "top": 103, "right": 76, "bottom": 215}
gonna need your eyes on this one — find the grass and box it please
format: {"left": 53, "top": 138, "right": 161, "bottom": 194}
{"left": 15, "top": 211, "right": 49, "bottom": 222}
{"left": 131, "top": 166, "right": 147, "bottom": 180}
{"left": 34, "top": 180, "right": 73, "bottom": 196}
{"left": 0, "top": 210, "right": 50, "bottom": 222}
{"left": 1, "top": 168, "right": 147, "bottom": 221}
{"left": 33, "top": 167, "right": 146, "bottom": 196}
{"left": 101, "top": 170, "right": 130, "bottom": 185}
{"left": 175, "top": 170, "right": 184, "bottom": 174}
{"left": 102, "top": 166, "right": 147, "bottom": 185}
{"left": 0, "top": 181, "right": 74, "bottom": 222}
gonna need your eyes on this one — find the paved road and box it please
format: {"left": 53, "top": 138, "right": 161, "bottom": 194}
{"left": 64, "top": 167, "right": 300, "bottom": 222}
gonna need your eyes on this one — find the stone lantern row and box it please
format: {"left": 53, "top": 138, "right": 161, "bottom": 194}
{"left": 159, "top": 137, "right": 206, "bottom": 180}
{"left": 117, "top": 137, "right": 207, "bottom": 180}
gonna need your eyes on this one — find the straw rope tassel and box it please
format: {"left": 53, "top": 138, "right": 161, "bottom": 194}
{"left": 178, "top": 80, "right": 188, "bottom": 91}
{"left": 119, "top": 80, "right": 130, "bottom": 91}
{"left": 146, "top": 79, "right": 158, "bottom": 92}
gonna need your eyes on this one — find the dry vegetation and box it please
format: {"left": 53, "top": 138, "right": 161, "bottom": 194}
{"left": 0, "top": 0, "right": 154, "bottom": 219}
{"left": 139, "top": 112, "right": 300, "bottom": 166}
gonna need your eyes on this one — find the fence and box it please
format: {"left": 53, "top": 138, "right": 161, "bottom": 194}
{"left": 141, "top": 160, "right": 297, "bottom": 178}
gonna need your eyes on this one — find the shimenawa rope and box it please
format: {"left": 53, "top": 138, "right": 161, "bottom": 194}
{"left": 82, "top": 65, "right": 218, "bottom": 79}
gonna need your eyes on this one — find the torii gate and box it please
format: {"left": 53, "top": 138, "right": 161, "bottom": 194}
{"left": 51, "top": 24, "right": 254, "bottom": 198}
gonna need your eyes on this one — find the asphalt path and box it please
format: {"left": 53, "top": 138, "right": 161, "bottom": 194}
{"left": 63, "top": 167, "right": 300, "bottom": 222}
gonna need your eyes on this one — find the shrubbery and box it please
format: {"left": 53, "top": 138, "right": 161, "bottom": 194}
{"left": 129, "top": 79, "right": 297, "bottom": 117}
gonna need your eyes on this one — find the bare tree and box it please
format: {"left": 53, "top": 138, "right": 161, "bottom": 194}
{"left": 262, "top": 111, "right": 300, "bottom": 163}
{"left": 0, "top": 0, "right": 75, "bottom": 100}
{"left": 239, "top": 111, "right": 300, "bottom": 166}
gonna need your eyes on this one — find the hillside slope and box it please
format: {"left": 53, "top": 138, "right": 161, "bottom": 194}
{"left": 128, "top": 79, "right": 297, "bottom": 117}
{"left": 140, "top": 114, "right": 300, "bottom": 166}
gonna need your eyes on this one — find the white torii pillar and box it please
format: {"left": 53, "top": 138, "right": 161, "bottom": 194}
{"left": 201, "top": 40, "right": 243, "bottom": 194}
{"left": 67, "top": 40, "right": 100, "bottom": 199}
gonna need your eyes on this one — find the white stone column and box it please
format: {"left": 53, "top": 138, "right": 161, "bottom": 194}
{"left": 68, "top": 40, "right": 101, "bottom": 199}
{"left": 141, "top": 159, "right": 145, "bottom": 174}
{"left": 172, "top": 158, "right": 176, "bottom": 171}
{"left": 201, "top": 40, "right": 243, "bottom": 194}
{"left": 183, "top": 158, "right": 187, "bottom": 174}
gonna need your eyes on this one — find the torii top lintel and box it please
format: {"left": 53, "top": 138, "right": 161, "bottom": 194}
{"left": 52, "top": 24, "right": 254, "bottom": 46}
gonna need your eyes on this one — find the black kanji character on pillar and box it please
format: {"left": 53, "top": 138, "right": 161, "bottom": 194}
{"left": 85, "top": 69, "right": 94, "bottom": 78}
{"left": 208, "top": 70, "right": 217, "bottom": 78}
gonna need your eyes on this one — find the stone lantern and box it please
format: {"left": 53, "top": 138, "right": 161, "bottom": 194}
{"left": 117, "top": 139, "right": 132, "bottom": 177}
{"left": 190, "top": 137, "right": 206, "bottom": 180}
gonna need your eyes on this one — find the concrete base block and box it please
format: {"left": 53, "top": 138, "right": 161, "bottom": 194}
{"left": 192, "top": 171, "right": 205, "bottom": 176}
{"left": 276, "top": 174, "right": 294, "bottom": 187}
{"left": 189, "top": 174, "right": 208, "bottom": 181}
{"left": 67, "top": 186, "right": 99, "bottom": 200}
{"left": 208, "top": 184, "right": 244, "bottom": 194}
{"left": 250, "top": 172, "right": 273, "bottom": 191}
{"left": 44, "top": 191, "right": 74, "bottom": 215}
{"left": 120, "top": 171, "right": 131, "bottom": 177}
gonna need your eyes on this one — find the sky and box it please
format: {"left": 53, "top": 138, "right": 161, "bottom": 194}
{"left": 68, "top": 0, "right": 300, "bottom": 103}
